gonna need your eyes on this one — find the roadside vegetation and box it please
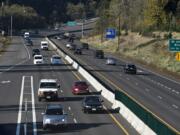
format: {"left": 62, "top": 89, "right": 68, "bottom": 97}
{"left": 0, "top": 36, "right": 11, "bottom": 53}
{"left": 81, "top": 0, "right": 180, "bottom": 78}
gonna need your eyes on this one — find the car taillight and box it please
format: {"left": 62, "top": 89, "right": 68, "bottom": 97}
{"left": 74, "top": 88, "right": 79, "bottom": 91}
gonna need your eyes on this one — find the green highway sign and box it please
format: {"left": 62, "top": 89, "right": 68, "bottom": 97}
{"left": 67, "top": 21, "right": 77, "bottom": 26}
{"left": 169, "top": 39, "right": 180, "bottom": 52}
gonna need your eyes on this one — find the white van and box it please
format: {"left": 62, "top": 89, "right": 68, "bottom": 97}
{"left": 24, "top": 32, "right": 30, "bottom": 38}
{"left": 41, "top": 41, "right": 48, "bottom": 50}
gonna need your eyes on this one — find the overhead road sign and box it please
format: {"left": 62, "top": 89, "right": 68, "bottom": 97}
{"left": 169, "top": 39, "right": 180, "bottom": 52}
{"left": 106, "top": 28, "right": 116, "bottom": 39}
{"left": 67, "top": 21, "right": 77, "bottom": 27}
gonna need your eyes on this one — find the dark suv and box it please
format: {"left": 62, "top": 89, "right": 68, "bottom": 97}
{"left": 82, "top": 96, "right": 103, "bottom": 113}
{"left": 82, "top": 43, "right": 89, "bottom": 50}
{"left": 124, "top": 64, "right": 137, "bottom": 74}
{"left": 32, "top": 49, "right": 40, "bottom": 56}
{"left": 94, "top": 50, "right": 104, "bottom": 59}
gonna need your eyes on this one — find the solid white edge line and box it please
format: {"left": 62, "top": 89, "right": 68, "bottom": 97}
{"left": 31, "top": 76, "right": 37, "bottom": 135}
{"left": 16, "top": 76, "right": 25, "bottom": 135}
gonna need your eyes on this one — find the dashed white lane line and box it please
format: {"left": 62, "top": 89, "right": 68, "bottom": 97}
{"left": 172, "top": 104, "right": 179, "bottom": 109}
{"left": 157, "top": 96, "right": 162, "bottom": 99}
{"left": 135, "top": 82, "right": 138, "bottom": 86}
{"left": 145, "top": 88, "right": 150, "bottom": 92}
{"left": 60, "top": 90, "right": 63, "bottom": 93}
{"left": 68, "top": 106, "right": 71, "bottom": 111}
{"left": 73, "top": 118, "right": 77, "bottom": 123}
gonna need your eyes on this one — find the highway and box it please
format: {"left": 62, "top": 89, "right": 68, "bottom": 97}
{"left": 50, "top": 33, "right": 180, "bottom": 132}
{"left": 0, "top": 36, "right": 138, "bottom": 135}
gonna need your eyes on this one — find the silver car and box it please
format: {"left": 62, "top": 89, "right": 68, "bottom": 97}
{"left": 106, "top": 57, "right": 116, "bottom": 65}
{"left": 51, "top": 55, "right": 62, "bottom": 65}
{"left": 42, "top": 104, "right": 67, "bottom": 130}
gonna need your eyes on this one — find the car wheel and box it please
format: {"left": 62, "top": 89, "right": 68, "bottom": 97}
{"left": 43, "top": 124, "right": 47, "bottom": 130}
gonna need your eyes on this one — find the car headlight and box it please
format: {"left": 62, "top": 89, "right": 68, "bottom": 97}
{"left": 45, "top": 119, "right": 51, "bottom": 123}
{"left": 62, "top": 119, "right": 65, "bottom": 122}
{"left": 85, "top": 105, "right": 91, "bottom": 108}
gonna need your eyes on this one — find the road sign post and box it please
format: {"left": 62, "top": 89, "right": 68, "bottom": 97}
{"left": 169, "top": 39, "right": 180, "bottom": 52}
{"left": 175, "top": 52, "right": 180, "bottom": 61}
{"left": 106, "top": 28, "right": 116, "bottom": 39}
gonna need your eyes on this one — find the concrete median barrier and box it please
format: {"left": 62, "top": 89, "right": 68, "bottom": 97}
{"left": 46, "top": 37, "right": 157, "bottom": 135}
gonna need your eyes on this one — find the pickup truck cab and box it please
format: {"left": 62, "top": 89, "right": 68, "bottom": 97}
{"left": 38, "top": 79, "right": 60, "bottom": 101}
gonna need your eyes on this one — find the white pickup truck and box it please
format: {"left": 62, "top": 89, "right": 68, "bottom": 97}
{"left": 38, "top": 79, "right": 60, "bottom": 101}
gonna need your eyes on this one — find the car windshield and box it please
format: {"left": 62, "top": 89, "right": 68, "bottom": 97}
{"left": 85, "top": 97, "right": 100, "bottom": 103}
{"left": 33, "top": 49, "right": 40, "bottom": 52}
{"left": 53, "top": 57, "right": 61, "bottom": 60}
{"left": 42, "top": 43, "right": 47, "bottom": 46}
{"left": 75, "top": 82, "right": 87, "bottom": 86}
{"left": 46, "top": 108, "right": 63, "bottom": 115}
{"left": 34, "top": 56, "right": 42, "bottom": 59}
{"left": 40, "top": 82, "right": 57, "bottom": 88}
{"left": 128, "top": 65, "right": 136, "bottom": 68}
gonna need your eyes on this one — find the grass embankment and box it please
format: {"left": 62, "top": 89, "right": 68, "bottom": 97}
{"left": 0, "top": 36, "right": 11, "bottom": 53}
{"left": 81, "top": 32, "right": 180, "bottom": 77}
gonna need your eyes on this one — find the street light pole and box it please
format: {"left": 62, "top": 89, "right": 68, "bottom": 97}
{"left": 10, "top": 15, "right": 12, "bottom": 38}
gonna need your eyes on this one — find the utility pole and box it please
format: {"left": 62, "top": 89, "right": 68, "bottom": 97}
{"left": 10, "top": 15, "right": 12, "bottom": 38}
{"left": 116, "top": 1, "right": 121, "bottom": 51}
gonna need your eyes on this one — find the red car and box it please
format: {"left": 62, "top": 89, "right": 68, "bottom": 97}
{"left": 72, "top": 81, "right": 89, "bottom": 94}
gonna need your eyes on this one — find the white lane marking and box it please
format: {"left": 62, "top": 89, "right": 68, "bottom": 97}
{"left": 22, "top": 38, "right": 31, "bottom": 60}
{"left": 145, "top": 88, "right": 150, "bottom": 92}
{"left": 172, "top": 104, "right": 179, "bottom": 109}
{"left": 16, "top": 76, "right": 25, "bottom": 135}
{"left": 1, "top": 80, "right": 11, "bottom": 84}
{"left": 73, "top": 118, "right": 77, "bottom": 123}
{"left": 126, "top": 78, "right": 130, "bottom": 80}
{"left": 31, "top": 76, "right": 37, "bottom": 135}
{"left": 135, "top": 82, "right": 138, "bottom": 85}
{"left": 60, "top": 90, "right": 63, "bottom": 93}
{"left": 176, "top": 91, "right": 179, "bottom": 95}
{"left": 24, "top": 124, "right": 27, "bottom": 135}
{"left": 157, "top": 96, "right": 162, "bottom": 99}
{"left": 68, "top": 106, "right": 71, "bottom": 111}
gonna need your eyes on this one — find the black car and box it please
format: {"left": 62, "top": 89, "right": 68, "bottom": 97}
{"left": 82, "top": 96, "right": 103, "bottom": 113}
{"left": 124, "top": 64, "right": 137, "bottom": 74}
{"left": 32, "top": 49, "right": 40, "bottom": 56}
{"left": 94, "top": 50, "right": 104, "bottom": 59}
{"left": 24, "top": 38, "right": 33, "bottom": 46}
{"left": 69, "top": 44, "right": 76, "bottom": 50}
{"left": 74, "top": 48, "right": 82, "bottom": 55}
{"left": 82, "top": 43, "right": 89, "bottom": 50}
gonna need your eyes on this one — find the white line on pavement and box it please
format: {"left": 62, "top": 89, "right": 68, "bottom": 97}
{"left": 16, "top": 76, "right": 25, "bottom": 135}
{"left": 31, "top": 76, "right": 37, "bottom": 135}
{"left": 73, "top": 118, "right": 77, "bottom": 123}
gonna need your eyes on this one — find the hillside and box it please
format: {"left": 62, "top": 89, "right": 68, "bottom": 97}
{"left": 81, "top": 32, "right": 180, "bottom": 78}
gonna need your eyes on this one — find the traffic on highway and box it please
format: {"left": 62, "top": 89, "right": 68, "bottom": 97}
{"left": 0, "top": 1, "right": 180, "bottom": 135}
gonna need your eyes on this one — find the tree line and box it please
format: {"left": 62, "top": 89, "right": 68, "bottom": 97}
{"left": 95, "top": 0, "right": 180, "bottom": 36}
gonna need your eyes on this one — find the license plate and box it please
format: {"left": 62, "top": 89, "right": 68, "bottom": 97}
{"left": 46, "top": 96, "right": 51, "bottom": 99}
{"left": 92, "top": 108, "right": 96, "bottom": 111}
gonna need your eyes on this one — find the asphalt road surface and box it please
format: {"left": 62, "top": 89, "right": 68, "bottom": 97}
{"left": 50, "top": 35, "right": 180, "bottom": 132}
{"left": 0, "top": 36, "right": 138, "bottom": 135}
